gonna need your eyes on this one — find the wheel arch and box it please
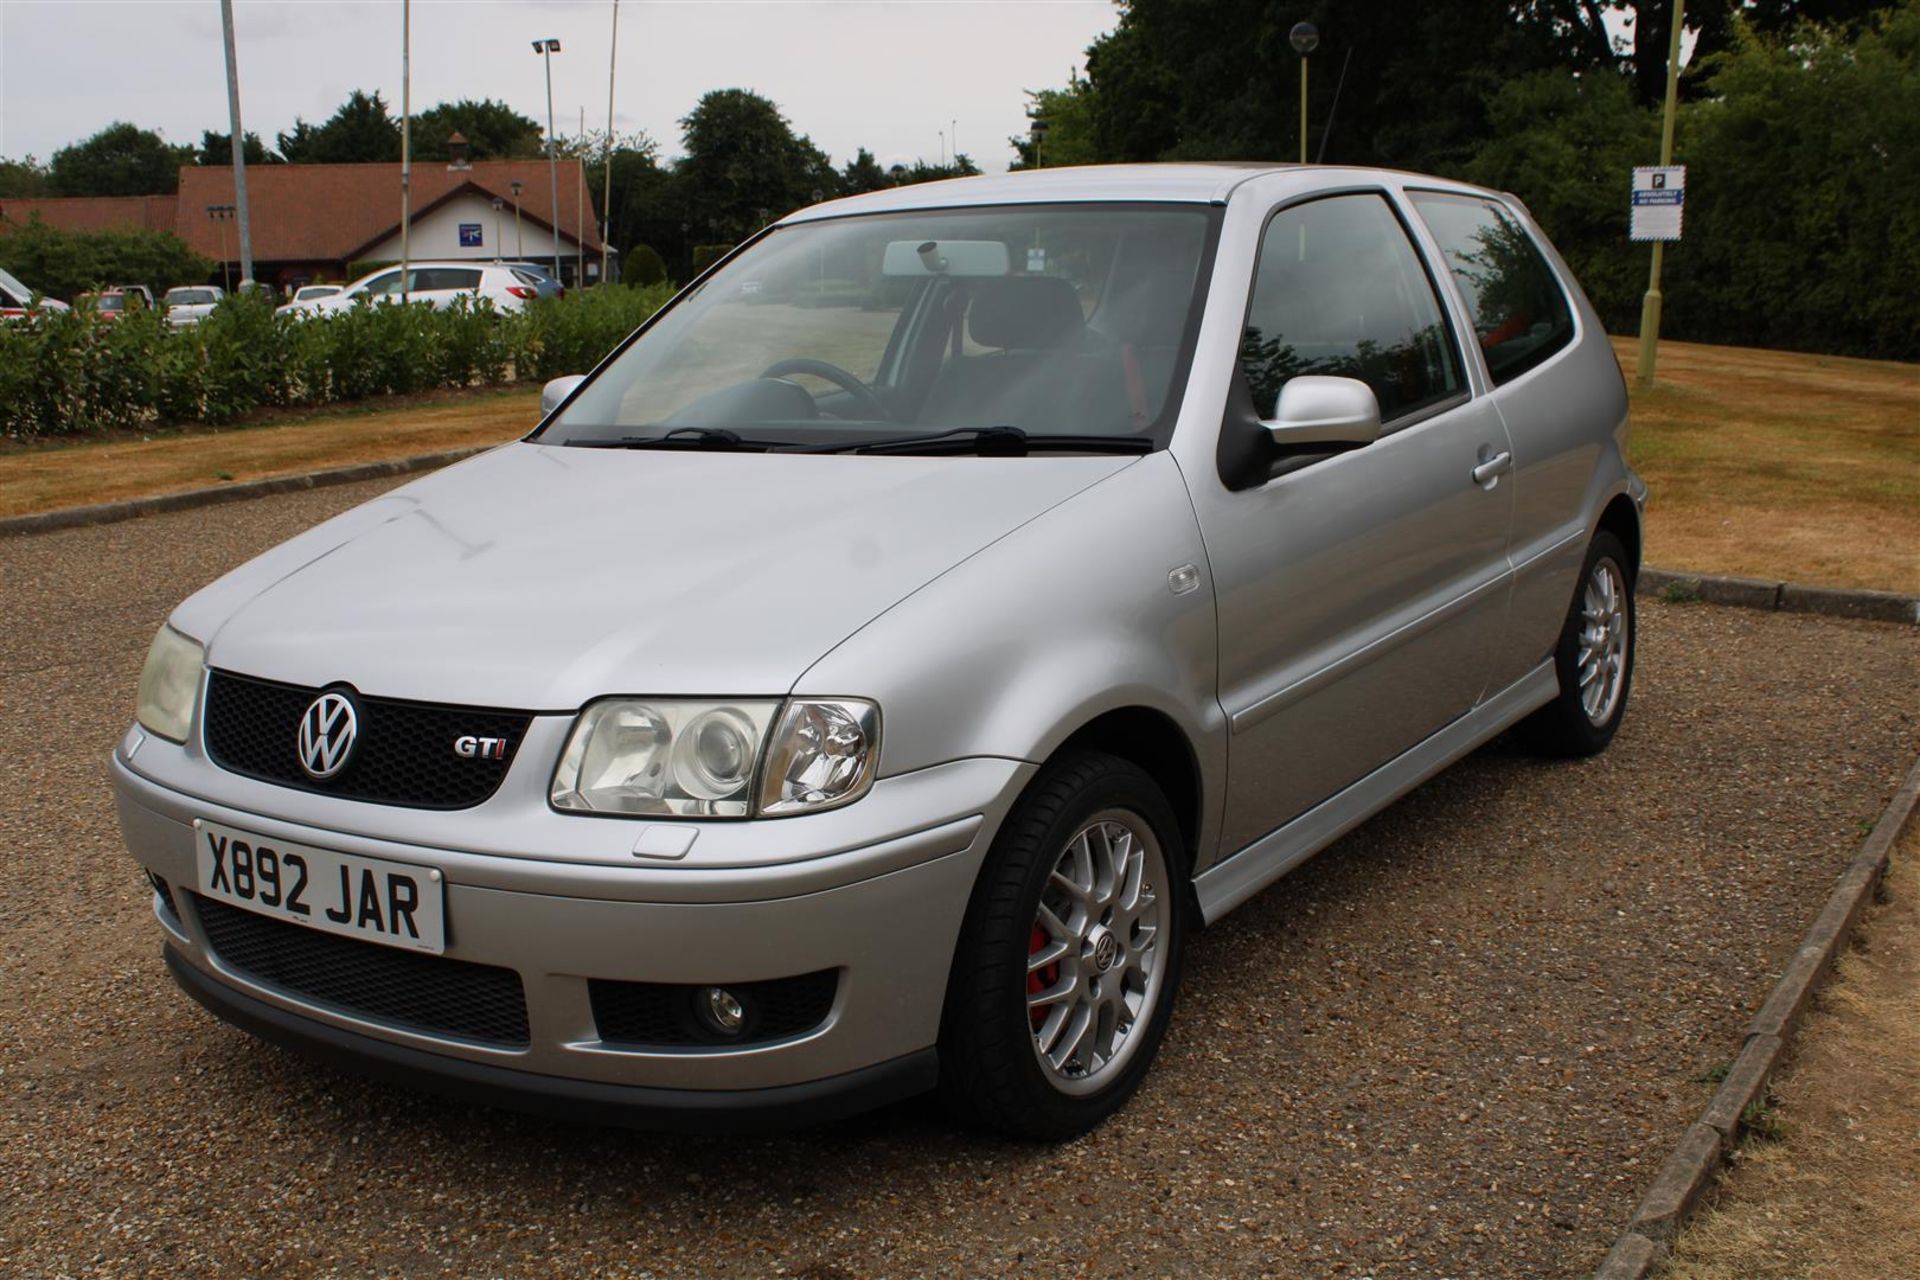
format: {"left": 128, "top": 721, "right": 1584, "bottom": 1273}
{"left": 1597, "top": 492, "right": 1642, "bottom": 579}
{"left": 1050, "top": 706, "right": 1204, "bottom": 880}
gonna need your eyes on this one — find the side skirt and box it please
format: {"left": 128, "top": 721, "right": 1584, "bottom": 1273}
{"left": 1193, "top": 659, "right": 1559, "bottom": 923}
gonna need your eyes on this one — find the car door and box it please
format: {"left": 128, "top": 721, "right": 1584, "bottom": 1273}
{"left": 1407, "top": 191, "right": 1593, "bottom": 695}
{"left": 1193, "top": 190, "right": 1517, "bottom": 853}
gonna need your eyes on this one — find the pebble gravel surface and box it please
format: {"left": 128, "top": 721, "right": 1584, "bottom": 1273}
{"left": 2, "top": 479, "right": 1917, "bottom": 1279}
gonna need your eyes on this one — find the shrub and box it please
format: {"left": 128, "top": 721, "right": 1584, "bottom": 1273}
{"left": 0, "top": 280, "right": 672, "bottom": 439}
{"left": 622, "top": 242, "right": 669, "bottom": 287}
{"left": 0, "top": 214, "right": 212, "bottom": 300}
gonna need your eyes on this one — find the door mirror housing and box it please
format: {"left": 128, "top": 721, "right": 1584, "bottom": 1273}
{"left": 541, "top": 374, "right": 586, "bottom": 416}
{"left": 1263, "top": 376, "right": 1382, "bottom": 450}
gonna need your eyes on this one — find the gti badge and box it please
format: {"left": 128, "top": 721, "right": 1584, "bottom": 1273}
{"left": 297, "top": 691, "right": 359, "bottom": 780}
{"left": 454, "top": 735, "right": 509, "bottom": 761}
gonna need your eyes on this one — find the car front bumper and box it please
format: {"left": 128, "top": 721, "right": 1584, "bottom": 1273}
{"left": 112, "top": 740, "right": 1033, "bottom": 1124}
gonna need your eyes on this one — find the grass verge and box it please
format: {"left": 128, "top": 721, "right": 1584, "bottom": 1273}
{"left": 1664, "top": 824, "right": 1920, "bottom": 1278}
{"left": 1618, "top": 336, "right": 1919, "bottom": 594}
{"left": 0, "top": 386, "right": 539, "bottom": 519}
{"left": 2, "top": 339, "right": 1914, "bottom": 597}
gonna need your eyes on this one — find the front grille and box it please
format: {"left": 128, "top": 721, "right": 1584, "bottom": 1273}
{"left": 589, "top": 970, "right": 838, "bottom": 1047}
{"left": 193, "top": 894, "right": 530, "bottom": 1047}
{"left": 203, "top": 670, "right": 533, "bottom": 809}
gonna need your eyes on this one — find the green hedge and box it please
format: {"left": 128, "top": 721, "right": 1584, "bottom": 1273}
{"left": 0, "top": 282, "right": 673, "bottom": 439}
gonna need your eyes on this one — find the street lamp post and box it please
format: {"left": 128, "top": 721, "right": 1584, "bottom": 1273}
{"left": 1635, "top": 0, "right": 1687, "bottom": 386}
{"left": 207, "top": 204, "right": 235, "bottom": 292}
{"left": 510, "top": 180, "right": 525, "bottom": 258}
{"left": 1029, "top": 118, "right": 1049, "bottom": 169}
{"left": 492, "top": 197, "right": 505, "bottom": 258}
{"left": 218, "top": 0, "right": 255, "bottom": 290}
{"left": 604, "top": 0, "right": 620, "bottom": 287}
{"left": 1289, "top": 22, "right": 1319, "bottom": 166}
{"left": 532, "top": 37, "right": 564, "bottom": 281}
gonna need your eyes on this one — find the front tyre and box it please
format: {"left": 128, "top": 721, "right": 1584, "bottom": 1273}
{"left": 938, "top": 751, "right": 1185, "bottom": 1140}
{"left": 1520, "top": 530, "right": 1635, "bottom": 757}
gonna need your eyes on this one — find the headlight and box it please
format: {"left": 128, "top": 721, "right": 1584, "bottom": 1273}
{"left": 135, "top": 624, "right": 204, "bottom": 743}
{"left": 550, "top": 697, "right": 880, "bottom": 819}
{"left": 758, "top": 699, "right": 880, "bottom": 816}
{"left": 551, "top": 699, "right": 780, "bottom": 817}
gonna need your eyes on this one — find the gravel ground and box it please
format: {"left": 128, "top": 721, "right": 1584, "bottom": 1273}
{"left": 2, "top": 479, "right": 1917, "bottom": 1280}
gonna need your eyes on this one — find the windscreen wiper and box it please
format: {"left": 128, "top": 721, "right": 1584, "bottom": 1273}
{"left": 564, "top": 427, "right": 785, "bottom": 451}
{"left": 797, "top": 425, "right": 1153, "bottom": 456}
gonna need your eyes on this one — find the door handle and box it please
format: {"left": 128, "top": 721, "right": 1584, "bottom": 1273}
{"left": 1471, "top": 450, "right": 1514, "bottom": 487}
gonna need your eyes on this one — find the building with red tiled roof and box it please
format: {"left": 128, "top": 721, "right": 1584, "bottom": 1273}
{"left": 0, "top": 158, "right": 612, "bottom": 289}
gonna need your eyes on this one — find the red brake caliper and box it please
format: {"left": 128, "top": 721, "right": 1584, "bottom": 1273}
{"left": 1028, "top": 924, "right": 1059, "bottom": 1029}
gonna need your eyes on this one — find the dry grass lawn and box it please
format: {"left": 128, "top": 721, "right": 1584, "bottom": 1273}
{"left": 2, "top": 339, "right": 1915, "bottom": 596}
{"left": 1665, "top": 825, "right": 1920, "bottom": 1280}
{"left": 1618, "top": 337, "right": 1919, "bottom": 594}
{"left": 0, "top": 387, "right": 539, "bottom": 520}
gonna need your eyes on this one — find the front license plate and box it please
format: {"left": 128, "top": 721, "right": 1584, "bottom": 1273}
{"left": 193, "top": 819, "right": 445, "bottom": 954}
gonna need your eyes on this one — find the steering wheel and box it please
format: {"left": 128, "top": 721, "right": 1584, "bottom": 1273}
{"left": 760, "top": 358, "right": 890, "bottom": 421}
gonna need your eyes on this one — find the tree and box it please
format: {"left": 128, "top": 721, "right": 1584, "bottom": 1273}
{"left": 1011, "top": 75, "right": 1102, "bottom": 168}
{"left": 196, "top": 130, "right": 281, "bottom": 166}
{"left": 675, "top": 89, "right": 837, "bottom": 244}
{"left": 1461, "top": 69, "right": 1659, "bottom": 329}
{"left": 0, "top": 156, "right": 49, "bottom": 197}
{"left": 1662, "top": 6, "right": 1920, "bottom": 358}
{"left": 413, "top": 99, "right": 545, "bottom": 161}
{"left": 47, "top": 123, "right": 192, "bottom": 196}
{"left": 277, "top": 90, "right": 401, "bottom": 164}
{"left": 0, "top": 213, "right": 212, "bottom": 297}
{"left": 840, "top": 148, "right": 889, "bottom": 194}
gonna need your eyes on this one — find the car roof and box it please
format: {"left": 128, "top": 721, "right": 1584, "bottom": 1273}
{"left": 781, "top": 162, "right": 1498, "bottom": 223}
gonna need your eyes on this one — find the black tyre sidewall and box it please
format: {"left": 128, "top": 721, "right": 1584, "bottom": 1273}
{"left": 938, "top": 750, "right": 1187, "bottom": 1140}
{"left": 1533, "top": 531, "right": 1635, "bottom": 756}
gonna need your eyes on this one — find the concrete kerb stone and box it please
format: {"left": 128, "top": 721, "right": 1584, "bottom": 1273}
{"left": 1625, "top": 1122, "right": 1725, "bottom": 1243}
{"left": 1638, "top": 566, "right": 1919, "bottom": 625}
{"left": 1593, "top": 751, "right": 1920, "bottom": 1277}
{"left": 1593, "top": 1232, "right": 1665, "bottom": 1280}
{"left": 1698, "top": 1033, "right": 1784, "bottom": 1145}
{"left": 0, "top": 447, "right": 490, "bottom": 540}
{"left": 2, "top": 447, "right": 1919, "bottom": 630}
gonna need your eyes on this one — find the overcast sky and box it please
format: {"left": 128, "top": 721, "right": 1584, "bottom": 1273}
{"left": 0, "top": 0, "right": 1119, "bottom": 174}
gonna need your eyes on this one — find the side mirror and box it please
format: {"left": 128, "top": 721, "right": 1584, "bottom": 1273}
{"left": 541, "top": 374, "right": 586, "bottom": 416}
{"left": 1263, "top": 375, "right": 1381, "bottom": 450}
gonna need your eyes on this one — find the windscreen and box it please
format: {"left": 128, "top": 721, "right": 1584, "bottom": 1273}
{"left": 542, "top": 203, "right": 1216, "bottom": 449}
{"left": 168, "top": 289, "right": 215, "bottom": 306}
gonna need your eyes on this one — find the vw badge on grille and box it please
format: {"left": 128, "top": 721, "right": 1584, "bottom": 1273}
{"left": 297, "top": 691, "right": 359, "bottom": 780}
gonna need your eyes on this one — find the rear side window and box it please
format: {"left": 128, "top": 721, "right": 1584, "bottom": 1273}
{"left": 416, "top": 268, "right": 483, "bottom": 291}
{"left": 1241, "top": 193, "right": 1462, "bottom": 424}
{"left": 1410, "top": 192, "right": 1575, "bottom": 385}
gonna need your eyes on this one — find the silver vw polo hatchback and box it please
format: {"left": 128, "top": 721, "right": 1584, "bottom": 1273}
{"left": 116, "top": 164, "right": 1642, "bottom": 1139}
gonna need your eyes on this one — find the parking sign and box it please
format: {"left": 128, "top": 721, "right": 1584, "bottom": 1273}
{"left": 1629, "top": 166, "right": 1685, "bottom": 241}
{"left": 458, "top": 223, "right": 483, "bottom": 248}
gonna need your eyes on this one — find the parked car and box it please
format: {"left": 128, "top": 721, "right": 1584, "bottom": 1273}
{"left": 306, "top": 261, "right": 542, "bottom": 316}
{"left": 116, "top": 165, "right": 1642, "bottom": 1139}
{"left": 0, "top": 266, "right": 69, "bottom": 318}
{"left": 495, "top": 261, "right": 566, "bottom": 299}
{"left": 162, "top": 285, "right": 225, "bottom": 328}
{"left": 276, "top": 284, "right": 342, "bottom": 317}
{"left": 75, "top": 287, "right": 152, "bottom": 320}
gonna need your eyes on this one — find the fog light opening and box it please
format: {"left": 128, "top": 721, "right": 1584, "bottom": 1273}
{"left": 698, "top": 986, "right": 748, "bottom": 1037}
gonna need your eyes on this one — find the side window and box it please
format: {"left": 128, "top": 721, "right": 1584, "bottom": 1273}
{"left": 1410, "top": 192, "right": 1574, "bottom": 385}
{"left": 359, "top": 271, "right": 403, "bottom": 297}
{"left": 410, "top": 268, "right": 480, "bottom": 292}
{"left": 1241, "top": 193, "right": 1462, "bottom": 424}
